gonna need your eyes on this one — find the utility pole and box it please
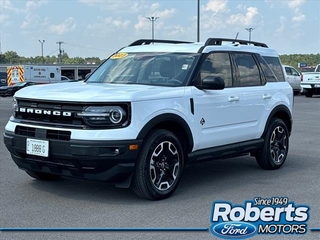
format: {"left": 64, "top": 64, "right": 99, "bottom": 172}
{"left": 39, "top": 40, "right": 45, "bottom": 63}
{"left": 56, "top": 41, "right": 64, "bottom": 63}
{"left": 245, "top": 28, "right": 254, "bottom": 41}
{"left": 197, "top": 0, "right": 200, "bottom": 42}
{"left": 146, "top": 17, "right": 159, "bottom": 42}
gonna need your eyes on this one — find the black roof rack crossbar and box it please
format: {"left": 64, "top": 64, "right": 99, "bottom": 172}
{"left": 204, "top": 38, "right": 268, "bottom": 48}
{"left": 129, "top": 39, "right": 193, "bottom": 46}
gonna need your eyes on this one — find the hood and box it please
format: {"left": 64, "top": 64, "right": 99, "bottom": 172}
{"left": 14, "top": 82, "right": 186, "bottom": 102}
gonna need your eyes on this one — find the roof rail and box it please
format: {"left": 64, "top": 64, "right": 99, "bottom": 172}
{"left": 129, "top": 39, "right": 193, "bottom": 46}
{"left": 204, "top": 38, "right": 268, "bottom": 48}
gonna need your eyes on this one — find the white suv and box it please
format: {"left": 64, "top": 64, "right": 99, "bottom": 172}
{"left": 3, "top": 38, "right": 293, "bottom": 200}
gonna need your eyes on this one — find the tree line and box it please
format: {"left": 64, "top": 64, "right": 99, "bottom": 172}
{"left": 0, "top": 51, "right": 103, "bottom": 65}
{"left": 0, "top": 51, "right": 319, "bottom": 68}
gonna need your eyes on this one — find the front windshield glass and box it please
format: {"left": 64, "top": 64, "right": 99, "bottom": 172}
{"left": 86, "top": 52, "right": 199, "bottom": 86}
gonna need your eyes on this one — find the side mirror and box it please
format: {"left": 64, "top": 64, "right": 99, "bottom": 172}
{"left": 197, "top": 76, "right": 225, "bottom": 90}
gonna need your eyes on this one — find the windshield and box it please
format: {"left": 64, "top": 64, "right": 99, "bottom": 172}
{"left": 86, "top": 52, "right": 199, "bottom": 86}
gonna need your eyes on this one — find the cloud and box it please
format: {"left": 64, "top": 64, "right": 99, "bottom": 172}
{"left": 79, "top": 0, "right": 143, "bottom": 12}
{"left": 20, "top": 13, "right": 41, "bottom": 29}
{"left": 205, "top": 0, "right": 227, "bottom": 12}
{"left": 25, "top": 0, "right": 48, "bottom": 10}
{"left": 0, "top": 13, "right": 9, "bottom": 24}
{"left": 292, "top": 12, "right": 305, "bottom": 22}
{"left": 288, "top": 0, "right": 306, "bottom": 9}
{"left": 276, "top": 16, "right": 287, "bottom": 33}
{"left": 227, "top": 7, "right": 260, "bottom": 26}
{"left": 135, "top": 7, "right": 176, "bottom": 31}
{"left": 49, "top": 17, "right": 76, "bottom": 35}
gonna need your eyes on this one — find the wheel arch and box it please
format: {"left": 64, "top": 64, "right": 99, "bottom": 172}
{"left": 263, "top": 105, "right": 292, "bottom": 137}
{"left": 137, "top": 113, "right": 194, "bottom": 155}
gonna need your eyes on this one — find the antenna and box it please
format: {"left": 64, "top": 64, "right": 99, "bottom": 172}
{"left": 235, "top": 32, "right": 239, "bottom": 39}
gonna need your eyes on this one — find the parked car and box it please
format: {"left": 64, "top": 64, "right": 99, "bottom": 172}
{"left": 282, "top": 65, "right": 301, "bottom": 95}
{"left": 0, "top": 82, "right": 37, "bottom": 97}
{"left": 301, "top": 64, "right": 320, "bottom": 97}
{"left": 0, "top": 72, "right": 7, "bottom": 87}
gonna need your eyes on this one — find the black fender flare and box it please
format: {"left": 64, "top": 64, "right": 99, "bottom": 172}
{"left": 137, "top": 113, "right": 194, "bottom": 152}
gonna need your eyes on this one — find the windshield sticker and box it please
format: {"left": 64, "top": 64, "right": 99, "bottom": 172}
{"left": 182, "top": 64, "right": 189, "bottom": 70}
{"left": 111, "top": 53, "right": 128, "bottom": 59}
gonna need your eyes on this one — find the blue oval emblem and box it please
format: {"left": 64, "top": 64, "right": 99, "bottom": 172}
{"left": 210, "top": 221, "right": 257, "bottom": 239}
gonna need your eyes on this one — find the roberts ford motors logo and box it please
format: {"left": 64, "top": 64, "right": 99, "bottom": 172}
{"left": 17, "top": 107, "right": 72, "bottom": 117}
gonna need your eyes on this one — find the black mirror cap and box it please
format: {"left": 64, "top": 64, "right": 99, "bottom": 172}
{"left": 197, "top": 76, "right": 225, "bottom": 90}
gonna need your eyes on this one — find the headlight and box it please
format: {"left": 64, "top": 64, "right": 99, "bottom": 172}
{"left": 12, "top": 97, "right": 18, "bottom": 116}
{"left": 77, "top": 106, "right": 128, "bottom": 127}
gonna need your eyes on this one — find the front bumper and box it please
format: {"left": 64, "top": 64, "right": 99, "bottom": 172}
{"left": 3, "top": 131, "right": 143, "bottom": 182}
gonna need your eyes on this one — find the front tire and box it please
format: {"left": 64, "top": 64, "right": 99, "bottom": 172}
{"left": 255, "top": 118, "right": 289, "bottom": 170}
{"left": 26, "top": 170, "right": 61, "bottom": 181}
{"left": 132, "top": 129, "right": 184, "bottom": 200}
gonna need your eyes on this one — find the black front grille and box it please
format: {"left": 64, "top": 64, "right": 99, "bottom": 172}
{"left": 15, "top": 126, "right": 71, "bottom": 141}
{"left": 14, "top": 100, "right": 85, "bottom": 128}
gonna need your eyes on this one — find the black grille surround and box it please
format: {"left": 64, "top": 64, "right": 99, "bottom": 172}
{"left": 13, "top": 99, "right": 131, "bottom": 129}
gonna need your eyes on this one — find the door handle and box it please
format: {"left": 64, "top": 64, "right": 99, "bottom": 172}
{"left": 263, "top": 94, "right": 272, "bottom": 99}
{"left": 228, "top": 96, "right": 240, "bottom": 102}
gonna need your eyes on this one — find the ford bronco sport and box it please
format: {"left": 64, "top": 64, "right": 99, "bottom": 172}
{"left": 3, "top": 38, "right": 293, "bottom": 200}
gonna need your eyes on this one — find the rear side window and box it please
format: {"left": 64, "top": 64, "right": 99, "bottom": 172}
{"left": 262, "top": 56, "right": 285, "bottom": 82}
{"left": 233, "top": 53, "right": 262, "bottom": 86}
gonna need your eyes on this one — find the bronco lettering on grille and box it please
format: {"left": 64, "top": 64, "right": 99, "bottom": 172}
{"left": 18, "top": 107, "right": 72, "bottom": 117}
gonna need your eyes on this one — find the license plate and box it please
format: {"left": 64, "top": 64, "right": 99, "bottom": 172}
{"left": 315, "top": 84, "right": 320, "bottom": 88}
{"left": 26, "top": 138, "right": 49, "bottom": 157}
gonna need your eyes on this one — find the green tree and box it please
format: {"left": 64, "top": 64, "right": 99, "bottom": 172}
{"left": 0, "top": 53, "right": 6, "bottom": 63}
{"left": 4, "top": 51, "right": 20, "bottom": 64}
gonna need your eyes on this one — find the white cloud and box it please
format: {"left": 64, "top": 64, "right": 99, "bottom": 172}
{"left": 135, "top": 7, "right": 176, "bottom": 31}
{"left": 292, "top": 12, "right": 305, "bottom": 22}
{"left": 205, "top": 0, "right": 227, "bottom": 12}
{"left": 49, "top": 17, "right": 76, "bottom": 35}
{"left": 150, "top": 2, "right": 160, "bottom": 12}
{"left": 20, "top": 13, "right": 41, "bottom": 29}
{"left": 25, "top": 0, "right": 48, "bottom": 10}
{"left": 112, "top": 19, "right": 131, "bottom": 28}
{"left": 288, "top": 0, "right": 306, "bottom": 9}
{"left": 227, "top": 7, "right": 260, "bottom": 26}
{"left": 79, "top": 0, "right": 143, "bottom": 12}
{"left": 0, "top": 13, "right": 9, "bottom": 24}
{"left": 276, "top": 16, "right": 287, "bottom": 33}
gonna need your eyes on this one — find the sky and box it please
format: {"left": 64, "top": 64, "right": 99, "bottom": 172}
{"left": 0, "top": 0, "right": 319, "bottom": 59}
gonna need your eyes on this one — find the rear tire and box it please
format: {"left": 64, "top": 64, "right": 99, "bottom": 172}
{"left": 132, "top": 129, "right": 184, "bottom": 200}
{"left": 26, "top": 170, "right": 61, "bottom": 181}
{"left": 305, "top": 89, "right": 313, "bottom": 98}
{"left": 255, "top": 118, "right": 289, "bottom": 170}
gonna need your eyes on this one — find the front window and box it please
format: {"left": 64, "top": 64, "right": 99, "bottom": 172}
{"left": 86, "top": 52, "right": 199, "bottom": 86}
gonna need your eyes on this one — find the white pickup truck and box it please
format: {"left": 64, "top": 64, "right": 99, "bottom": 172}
{"left": 301, "top": 64, "right": 320, "bottom": 97}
